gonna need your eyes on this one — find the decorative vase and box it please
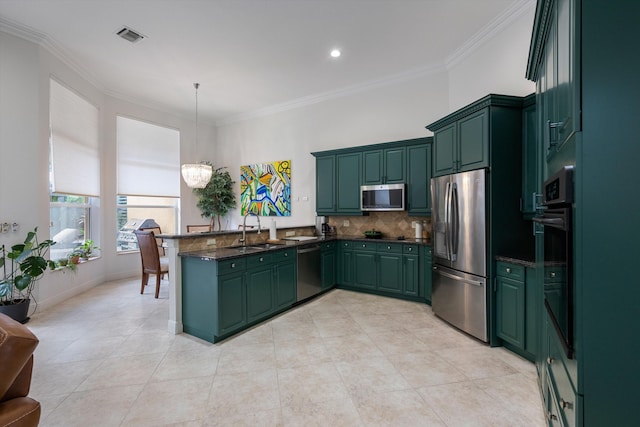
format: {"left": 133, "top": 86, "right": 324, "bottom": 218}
{"left": 0, "top": 298, "right": 31, "bottom": 323}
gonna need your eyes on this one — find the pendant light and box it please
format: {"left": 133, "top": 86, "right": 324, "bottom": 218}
{"left": 181, "top": 82, "right": 212, "bottom": 189}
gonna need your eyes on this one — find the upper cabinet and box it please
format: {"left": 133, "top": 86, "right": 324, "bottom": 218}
{"left": 526, "top": 0, "right": 579, "bottom": 170}
{"left": 521, "top": 94, "right": 538, "bottom": 217}
{"left": 362, "top": 147, "right": 406, "bottom": 185}
{"left": 312, "top": 138, "right": 432, "bottom": 216}
{"left": 427, "top": 95, "right": 524, "bottom": 178}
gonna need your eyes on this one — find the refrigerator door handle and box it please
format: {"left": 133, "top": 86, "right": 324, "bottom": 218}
{"left": 444, "top": 181, "right": 451, "bottom": 260}
{"left": 433, "top": 267, "right": 484, "bottom": 287}
{"left": 450, "top": 182, "right": 459, "bottom": 261}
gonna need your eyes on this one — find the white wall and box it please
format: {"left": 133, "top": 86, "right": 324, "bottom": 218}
{"left": 216, "top": 70, "right": 450, "bottom": 230}
{"left": 447, "top": 7, "right": 536, "bottom": 111}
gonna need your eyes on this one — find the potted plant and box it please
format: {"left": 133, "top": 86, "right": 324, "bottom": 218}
{"left": 77, "top": 239, "right": 99, "bottom": 260}
{"left": 0, "top": 227, "right": 57, "bottom": 323}
{"left": 192, "top": 163, "right": 237, "bottom": 231}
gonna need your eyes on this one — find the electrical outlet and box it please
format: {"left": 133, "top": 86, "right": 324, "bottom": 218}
{"left": 286, "top": 231, "right": 296, "bottom": 237}
{"left": 207, "top": 239, "right": 216, "bottom": 245}
{"left": 302, "top": 196, "right": 309, "bottom": 201}
{"left": 343, "top": 220, "right": 350, "bottom": 227}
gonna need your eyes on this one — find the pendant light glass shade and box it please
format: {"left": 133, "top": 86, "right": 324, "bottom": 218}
{"left": 181, "top": 82, "right": 213, "bottom": 188}
{"left": 181, "top": 163, "right": 212, "bottom": 188}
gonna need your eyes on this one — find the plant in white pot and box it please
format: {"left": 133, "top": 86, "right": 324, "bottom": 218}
{"left": 0, "top": 227, "right": 57, "bottom": 323}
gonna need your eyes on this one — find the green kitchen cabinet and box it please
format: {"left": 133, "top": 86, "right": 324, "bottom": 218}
{"left": 423, "top": 247, "right": 432, "bottom": 303}
{"left": 353, "top": 250, "right": 377, "bottom": 290}
{"left": 362, "top": 147, "right": 405, "bottom": 185}
{"left": 521, "top": 94, "right": 538, "bottom": 217}
{"left": 338, "top": 241, "right": 354, "bottom": 286}
{"left": 402, "top": 244, "right": 420, "bottom": 297}
{"left": 315, "top": 155, "right": 336, "bottom": 215}
{"left": 496, "top": 274, "right": 525, "bottom": 349}
{"left": 274, "top": 258, "right": 296, "bottom": 310}
{"left": 321, "top": 241, "right": 336, "bottom": 290}
{"left": 217, "top": 270, "right": 247, "bottom": 335}
{"left": 430, "top": 109, "right": 489, "bottom": 177}
{"left": 336, "top": 152, "right": 362, "bottom": 214}
{"left": 406, "top": 142, "right": 432, "bottom": 216}
{"left": 246, "top": 254, "right": 275, "bottom": 323}
{"left": 376, "top": 243, "right": 403, "bottom": 294}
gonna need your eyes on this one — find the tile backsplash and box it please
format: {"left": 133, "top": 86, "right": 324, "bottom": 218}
{"left": 327, "top": 212, "right": 431, "bottom": 241}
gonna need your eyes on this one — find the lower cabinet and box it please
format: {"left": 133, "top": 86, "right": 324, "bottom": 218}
{"left": 181, "top": 248, "right": 297, "bottom": 343}
{"left": 402, "top": 244, "right": 420, "bottom": 297}
{"left": 423, "top": 247, "right": 433, "bottom": 303}
{"left": 320, "top": 241, "right": 336, "bottom": 290}
{"left": 495, "top": 260, "right": 538, "bottom": 361}
{"left": 338, "top": 241, "right": 354, "bottom": 286}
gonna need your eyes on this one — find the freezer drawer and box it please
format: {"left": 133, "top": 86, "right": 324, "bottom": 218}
{"left": 432, "top": 265, "right": 487, "bottom": 342}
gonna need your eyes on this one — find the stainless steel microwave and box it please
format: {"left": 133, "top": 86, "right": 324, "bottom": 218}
{"left": 360, "top": 183, "right": 405, "bottom": 211}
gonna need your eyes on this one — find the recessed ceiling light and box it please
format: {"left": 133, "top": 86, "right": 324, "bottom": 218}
{"left": 330, "top": 49, "right": 342, "bottom": 58}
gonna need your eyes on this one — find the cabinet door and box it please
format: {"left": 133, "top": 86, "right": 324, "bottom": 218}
{"left": 496, "top": 275, "right": 525, "bottom": 349}
{"left": 407, "top": 143, "right": 432, "bottom": 215}
{"left": 458, "top": 109, "right": 489, "bottom": 172}
{"left": 433, "top": 123, "right": 456, "bottom": 177}
{"left": 525, "top": 267, "right": 539, "bottom": 358}
{"left": 336, "top": 153, "right": 362, "bottom": 213}
{"left": 353, "top": 252, "right": 377, "bottom": 289}
{"left": 383, "top": 147, "right": 405, "bottom": 183}
{"left": 321, "top": 250, "right": 336, "bottom": 290}
{"left": 338, "top": 244, "right": 353, "bottom": 286}
{"left": 555, "top": 0, "right": 579, "bottom": 148}
{"left": 521, "top": 101, "right": 538, "bottom": 216}
{"left": 378, "top": 253, "right": 403, "bottom": 294}
{"left": 275, "top": 261, "right": 296, "bottom": 310}
{"left": 316, "top": 155, "right": 335, "bottom": 214}
{"left": 218, "top": 272, "right": 247, "bottom": 335}
{"left": 403, "top": 254, "right": 420, "bottom": 296}
{"left": 362, "top": 150, "right": 383, "bottom": 185}
{"left": 423, "top": 249, "right": 433, "bottom": 303}
{"left": 246, "top": 266, "right": 275, "bottom": 323}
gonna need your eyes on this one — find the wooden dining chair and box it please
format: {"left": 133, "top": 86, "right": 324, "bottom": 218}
{"left": 140, "top": 226, "right": 164, "bottom": 255}
{"left": 134, "top": 230, "right": 169, "bottom": 298}
{"left": 186, "top": 224, "right": 212, "bottom": 233}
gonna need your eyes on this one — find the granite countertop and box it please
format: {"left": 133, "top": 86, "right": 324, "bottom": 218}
{"left": 179, "top": 234, "right": 431, "bottom": 261}
{"left": 495, "top": 254, "right": 536, "bottom": 268}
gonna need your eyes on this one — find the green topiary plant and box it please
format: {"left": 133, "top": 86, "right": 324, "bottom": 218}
{"left": 192, "top": 164, "right": 237, "bottom": 231}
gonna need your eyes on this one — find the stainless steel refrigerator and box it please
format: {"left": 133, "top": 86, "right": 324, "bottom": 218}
{"left": 431, "top": 168, "right": 488, "bottom": 342}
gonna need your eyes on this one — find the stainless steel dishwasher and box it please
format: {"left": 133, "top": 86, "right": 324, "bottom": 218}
{"left": 296, "top": 243, "right": 322, "bottom": 302}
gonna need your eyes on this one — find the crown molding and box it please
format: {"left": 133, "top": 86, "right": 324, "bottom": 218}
{"left": 216, "top": 62, "right": 446, "bottom": 127}
{"left": 445, "top": 0, "right": 536, "bottom": 70}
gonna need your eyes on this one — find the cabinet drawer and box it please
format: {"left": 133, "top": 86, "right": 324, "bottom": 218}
{"left": 355, "top": 241, "right": 376, "bottom": 251}
{"left": 246, "top": 253, "right": 273, "bottom": 269}
{"left": 273, "top": 248, "right": 296, "bottom": 261}
{"left": 496, "top": 261, "right": 525, "bottom": 281}
{"left": 424, "top": 247, "right": 433, "bottom": 257}
{"left": 544, "top": 266, "right": 565, "bottom": 283}
{"left": 217, "top": 257, "right": 246, "bottom": 275}
{"left": 403, "top": 244, "right": 419, "bottom": 254}
{"left": 376, "top": 243, "right": 402, "bottom": 253}
{"left": 321, "top": 241, "right": 336, "bottom": 251}
{"left": 546, "top": 331, "right": 577, "bottom": 427}
{"left": 340, "top": 241, "right": 353, "bottom": 249}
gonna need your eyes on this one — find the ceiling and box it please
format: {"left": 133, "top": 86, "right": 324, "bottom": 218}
{"left": 0, "top": 0, "right": 532, "bottom": 124}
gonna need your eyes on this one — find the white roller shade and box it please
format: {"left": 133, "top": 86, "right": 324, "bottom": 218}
{"left": 50, "top": 79, "right": 100, "bottom": 196}
{"left": 117, "top": 116, "right": 180, "bottom": 197}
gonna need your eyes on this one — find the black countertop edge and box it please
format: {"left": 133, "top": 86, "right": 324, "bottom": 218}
{"left": 495, "top": 255, "right": 536, "bottom": 268}
{"left": 180, "top": 235, "right": 432, "bottom": 261}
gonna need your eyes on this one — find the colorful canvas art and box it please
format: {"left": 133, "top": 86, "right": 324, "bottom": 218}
{"left": 240, "top": 160, "right": 291, "bottom": 216}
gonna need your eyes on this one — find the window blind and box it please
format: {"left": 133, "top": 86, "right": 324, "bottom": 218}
{"left": 50, "top": 79, "right": 100, "bottom": 196}
{"left": 116, "top": 116, "right": 180, "bottom": 197}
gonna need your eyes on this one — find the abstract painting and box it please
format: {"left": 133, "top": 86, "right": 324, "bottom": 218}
{"left": 240, "top": 160, "right": 291, "bottom": 216}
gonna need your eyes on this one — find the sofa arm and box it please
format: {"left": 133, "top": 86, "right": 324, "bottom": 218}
{"left": 0, "top": 397, "right": 41, "bottom": 427}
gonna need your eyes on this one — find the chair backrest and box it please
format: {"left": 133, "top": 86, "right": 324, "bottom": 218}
{"left": 186, "top": 224, "right": 212, "bottom": 233}
{"left": 135, "top": 230, "right": 161, "bottom": 273}
{"left": 140, "top": 226, "right": 164, "bottom": 255}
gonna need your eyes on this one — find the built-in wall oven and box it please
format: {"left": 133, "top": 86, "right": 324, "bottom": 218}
{"left": 534, "top": 166, "right": 574, "bottom": 359}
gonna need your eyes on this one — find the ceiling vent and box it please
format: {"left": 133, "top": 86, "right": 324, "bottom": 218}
{"left": 116, "top": 26, "right": 145, "bottom": 43}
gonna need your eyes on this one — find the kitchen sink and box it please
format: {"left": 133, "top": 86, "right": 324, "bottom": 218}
{"left": 224, "top": 243, "right": 286, "bottom": 253}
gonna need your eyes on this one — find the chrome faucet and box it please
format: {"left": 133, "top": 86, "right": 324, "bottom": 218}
{"left": 240, "top": 211, "right": 261, "bottom": 246}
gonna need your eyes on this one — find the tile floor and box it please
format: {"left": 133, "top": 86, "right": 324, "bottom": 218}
{"left": 27, "top": 278, "right": 546, "bottom": 426}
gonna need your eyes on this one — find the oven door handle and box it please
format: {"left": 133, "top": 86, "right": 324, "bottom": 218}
{"left": 532, "top": 217, "right": 565, "bottom": 226}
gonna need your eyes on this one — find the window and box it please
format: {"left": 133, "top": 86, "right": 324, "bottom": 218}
{"left": 49, "top": 79, "right": 100, "bottom": 260}
{"left": 116, "top": 116, "right": 180, "bottom": 253}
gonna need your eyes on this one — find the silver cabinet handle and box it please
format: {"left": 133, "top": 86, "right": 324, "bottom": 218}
{"left": 506, "top": 267, "right": 511, "bottom": 273}
{"left": 387, "top": 245, "right": 391, "bottom": 250}
{"left": 408, "top": 247, "right": 413, "bottom": 252}
{"left": 259, "top": 257, "right": 264, "bottom": 262}
{"left": 547, "top": 357, "right": 554, "bottom": 365}
{"left": 284, "top": 253, "right": 288, "bottom": 257}
{"left": 231, "top": 263, "right": 235, "bottom": 268}
{"left": 551, "top": 271, "right": 556, "bottom": 278}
